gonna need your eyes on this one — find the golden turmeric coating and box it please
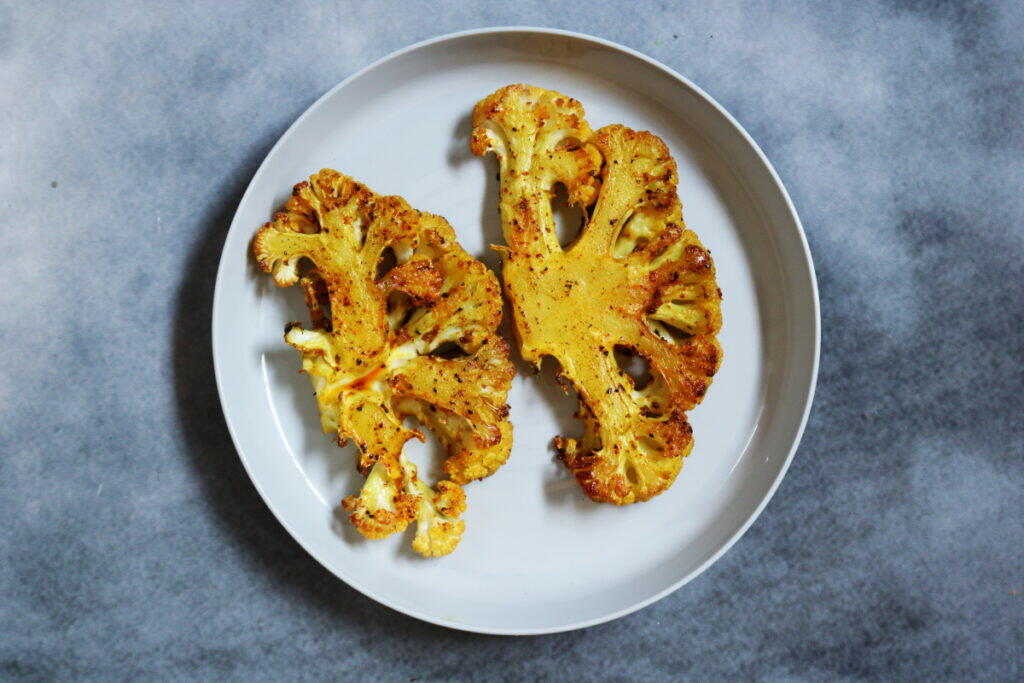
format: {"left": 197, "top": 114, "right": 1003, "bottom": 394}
{"left": 253, "top": 169, "right": 514, "bottom": 556}
{"left": 471, "top": 85, "right": 722, "bottom": 505}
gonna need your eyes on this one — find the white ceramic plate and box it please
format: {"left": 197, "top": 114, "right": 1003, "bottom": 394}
{"left": 212, "top": 27, "right": 819, "bottom": 635}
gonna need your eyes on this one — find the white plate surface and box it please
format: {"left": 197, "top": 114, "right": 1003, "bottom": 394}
{"left": 212, "top": 27, "right": 819, "bottom": 635}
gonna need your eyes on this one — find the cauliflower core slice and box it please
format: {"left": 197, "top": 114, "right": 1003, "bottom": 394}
{"left": 254, "top": 169, "right": 514, "bottom": 556}
{"left": 472, "top": 85, "right": 722, "bottom": 505}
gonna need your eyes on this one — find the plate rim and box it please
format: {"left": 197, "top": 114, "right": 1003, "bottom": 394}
{"left": 211, "top": 25, "right": 821, "bottom": 635}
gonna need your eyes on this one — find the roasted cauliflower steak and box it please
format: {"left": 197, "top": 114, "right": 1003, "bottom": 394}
{"left": 253, "top": 169, "right": 514, "bottom": 556}
{"left": 471, "top": 85, "right": 722, "bottom": 505}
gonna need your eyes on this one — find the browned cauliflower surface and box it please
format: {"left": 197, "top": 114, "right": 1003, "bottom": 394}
{"left": 471, "top": 85, "right": 722, "bottom": 505}
{"left": 253, "top": 169, "right": 514, "bottom": 556}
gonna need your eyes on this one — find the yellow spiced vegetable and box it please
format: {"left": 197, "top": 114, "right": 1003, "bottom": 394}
{"left": 254, "top": 170, "right": 514, "bottom": 556}
{"left": 472, "top": 85, "right": 722, "bottom": 505}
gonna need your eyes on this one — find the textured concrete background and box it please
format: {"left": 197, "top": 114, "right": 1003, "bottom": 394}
{"left": 2, "top": 0, "right": 1022, "bottom": 679}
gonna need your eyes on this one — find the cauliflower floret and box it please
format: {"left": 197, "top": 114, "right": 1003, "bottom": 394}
{"left": 472, "top": 86, "right": 722, "bottom": 505}
{"left": 470, "top": 84, "right": 601, "bottom": 255}
{"left": 399, "top": 458, "right": 467, "bottom": 557}
{"left": 341, "top": 459, "right": 418, "bottom": 539}
{"left": 342, "top": 455, "right": 467, "bottom": 556}
{"left": 254, "top": 169, "right": 514, "bottom": 555}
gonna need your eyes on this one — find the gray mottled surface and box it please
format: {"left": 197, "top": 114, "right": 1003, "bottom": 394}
{"left": 2, "top": 0, "right": 1022, "bottom": 679}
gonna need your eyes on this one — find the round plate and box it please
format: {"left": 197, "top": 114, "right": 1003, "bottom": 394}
{"left": 212, "top": 27, "right": 819, "bottom": 635}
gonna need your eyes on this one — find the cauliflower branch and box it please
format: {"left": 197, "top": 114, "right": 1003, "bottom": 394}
{"left": 341, "top": 453, "right": 467, "bottom": 556}
{"left": 254, "top": 169, "right": 514, "bottom": 555}
{"left": 341, "top": 458, "right": 419, "bottom": 539}
{"left": 400, "top": 457, "right": 467, "bottom": 557}
{"left": 472, "top": 85, "right": 723, "bottom": 505}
